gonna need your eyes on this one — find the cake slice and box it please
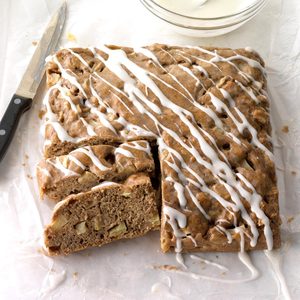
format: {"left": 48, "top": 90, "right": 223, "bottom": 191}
{"left": 37, "top": 141, "right": 154, "bottom": 201}
{"left": 44, "top": 173, "right": 160, "bottom": 255}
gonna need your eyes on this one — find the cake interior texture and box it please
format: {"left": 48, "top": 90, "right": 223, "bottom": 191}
{"left": 39, "top": 44, "right": 280, "bottom": 255}
{"left": 45, "top": 173, "right": 160, "bottom": 255}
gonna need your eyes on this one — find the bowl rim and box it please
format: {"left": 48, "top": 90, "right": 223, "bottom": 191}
{"left": 141, "top": 0, "right": 266, "bottom": 21}
{"left": 140, "top": 0, "right": 267, "bottom": 30}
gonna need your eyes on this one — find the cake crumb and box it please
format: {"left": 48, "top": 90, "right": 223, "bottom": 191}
{"left": 291, "top": 170, "right": 297, "bottom": 176}
{"left": 38, "top": 108, "right": 46, "bottom": 120}
{"left": 37, "top": 247, "right": 50, "bottom": 256}
{"left": 22, "top": 163, "right": 26, "bottom": 167}
{"left": 282, "top": 125, "right": 289, "bottom": 133}
{"left": 27, "top": 174, "right": 33, "bottom": 180}
{"left": 287, "top": 216, "right": 294, "bottom": 223}
{"left": 67, "top": 32, "right": 77, "bottom": 42}
{"left": 32, "top": 41, "right": 38, "bottom": 46}
{"left": 153, "top": 265, "right": 180, "bottom": 271}
{"left": 73, "top": 272, "right": 78, "bottom": 279}
{"left": 25, "top": 154, "right": 29, "bottom": 160}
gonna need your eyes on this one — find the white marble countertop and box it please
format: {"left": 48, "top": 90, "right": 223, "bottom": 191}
{"left": 0, "top": 0, "right": 300, "bottom": 299}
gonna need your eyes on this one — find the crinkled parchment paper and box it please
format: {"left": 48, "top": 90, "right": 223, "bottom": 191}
{"left": 0, "top": 0, "right": 300, "bottom": 299}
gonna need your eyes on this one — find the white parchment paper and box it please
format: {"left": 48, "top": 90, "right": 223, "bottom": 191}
{"left": 0, "top": 0, "right": 300, "bottom": 299}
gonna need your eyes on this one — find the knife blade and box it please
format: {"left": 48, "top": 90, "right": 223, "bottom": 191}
{"left": 0, "top": 1, "right": 66, "bottom": 162}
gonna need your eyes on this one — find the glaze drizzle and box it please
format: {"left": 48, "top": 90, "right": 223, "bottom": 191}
{"left": 43, "top": 44, "right": 276, "bottom": 252}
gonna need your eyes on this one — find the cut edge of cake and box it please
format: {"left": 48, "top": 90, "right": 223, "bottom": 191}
{"left": 37, "top": 141, "right": 155, "bottom": 201}
{"left": 44, "top": 173, "right": 160, "bottom": 255}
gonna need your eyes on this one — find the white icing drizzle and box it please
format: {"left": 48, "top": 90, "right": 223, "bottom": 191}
{"left": 91, "top": 181, "right": 118, "bottom": 191}
{"left": 176, "top": 253, "right": 187, "bottom": 269}
{"left": 43, "top": 85, "right": 80, "bottom": 143}
{"left": 160, "top": 47, "right": 178, "bottom": 63}
{"left": 46, "top": 121, "right": 78, "bottom": 143}
{"left": 65, "top": 48, "right": 90, "bottom": 68}
{"left": 92, "top": 48, "right": 162, "bottom": 115}
{"left": 72, "top": 146, "right": 109, "bottom": 171}
{"left": 166, "top": 177, "right": 186, "bottom": 208}
{"left": 36, "top": 165, "right": 51, "bottom": 178}
{"left": 186, "top": 186, "right": 210, "bottom": 220}
{"left": 264, "top": 250, "right": 292, "bottom": 300}
{"left": 159, "top": 136, "right": 243, "bottom": 219}
{"left": 185, "top": 46, "right": 265, "bottom": 89}
{"left": 235, "top": 80, "right": 259, "bottom": 103}
{"left": 176, "top": 52, "right": 193, "bottom": 64}
{"left": 135, "top": 47, "right": 196, "bottom": 102}
{"left": 150, "top": 71, "right": 194, "bottom": 102}
{"left": 150, "top": 277, "right": 174, "bottom": 296}
{"left": 208, "top": 47, "right": 262, "bottom": 78}
{"left": 178, "top": 64, "right": 205, "bottom": 90}
{"left": 236, "top": 173, "right": 273, "bottom": 250}
{"left": 162, "top": 251, "right": 259, "bottom": 283}
{"left": 199, "top": 127, "right": 229, "bottom": 164}
{"left": 163, "top": 206, "right": 187, "bottom": 253}
{"left": 160, "top": 123, "right": 259, "bottom": 246}
{"left": 48, "top": 157, "right": 79, "bottom": 176}
{"left": 117, "top": 116, "right": 157, "bottom": 138}
{"left": 238, "top": 251, "right": 259, "bottom": 281}
{"left": 236, "top": 226, "right": 245, "bottom": 252}
{"left": 114, "top": 147, "right": 134, "bottom": 158}
{"left": 190, "top": 254, "right": 228, "bottom": 271}
{"left": 105, "top": 47, "right": 271, "bottom": 247}
{"left": 44, "top": 46, "right": 275, "bottom": 253}
{"left": 134, "top": 47, "right": 160, "bottom": 64}
{"left": 194, "top": 65, "right": 209, "bottom": 78}
{"left": 187, "top": 235, "right": 198, "bottom": 247}
{"left": 177, "top": 49, "right": 222, "bottom": 72}
{"left": 47, "top": 52, "right": 118, "bottom": 140}
{"left": 44, "top": 84, "right": 94, "bottom": 142}
{"left": 68, "top": 154, "right": 86, "bottom": 170}
{"left": 88, "top": 79, "right": 118, "bottom": 134}
{"left": 233, "top": 106, "right": 274, "bottom": 159}
{"left": 123, "top": 141, "right": 151, "bottom": 155}
{"left": 162, "top": 152, "right": 211, "bottom": 220}
{"left": 216, "top": 225, "right": 233, "bottom": 244}
{"left": 39, "top": 268, "right": 66, "bottom": 297}
{"left": 80, "top": 117, "right": 97, "bottom": 136}
{"left": 245, "top": 47, "right": 254, "bottom": 53}
{"left": 226, "top": 132, "right": 242, "bottom": 145}
{"left": 135, "top": 47, "right": 247, "bottom": 151}
{"left": 53, "top": 69, "right": 97, "bottom": 137}
{"left": 209, "top": 91, "right": 274, "bottom": 160}
{"left": 209, "top": 50, "right": 266, "bottom": 77}
{"left": 52, "top": 55, "right": 87, "bottom": 97}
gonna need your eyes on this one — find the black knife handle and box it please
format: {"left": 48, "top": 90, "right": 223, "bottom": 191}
{"left": 0, "top": 94, "right": 32, "bottom": 162}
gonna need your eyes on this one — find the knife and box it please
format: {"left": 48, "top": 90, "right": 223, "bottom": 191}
{"left": 0, "top": 1, "right": 66, "bottom": 162}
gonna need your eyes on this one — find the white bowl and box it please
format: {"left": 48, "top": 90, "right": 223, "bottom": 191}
{"left": 140, "top": 0, "right": 268, "bottom": 37}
